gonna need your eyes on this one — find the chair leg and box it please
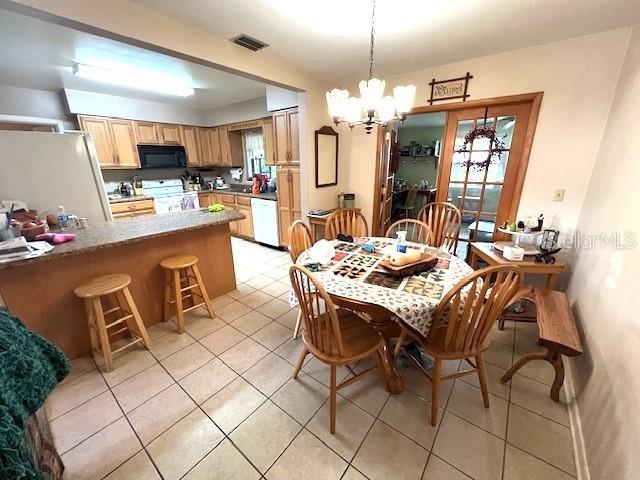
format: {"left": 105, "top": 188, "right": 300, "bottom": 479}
{"left": 394, "top": 329, "right": 407, "bottom": 357}
{"left": 476, "top": 353, "right": 490, "bottom": 408}
{"left": 498, "top": 315, "right": 506, "bottom": 330}
{"left": 122, "top": 287, "right": 151, "bottom": 347}
{"left": 330, "top": 365, "right": 337, "bottom": 435}
{"left": 431, "top": 358, "right": 441, "bottom": 426}
{"left": 173, "top": 270, "right": 185, "bottom": 334}
{"left": 293, "top": 347, "right": 308, "bottom": 378}
{"left": 192, "top": 264, "right": 215, "bottom": 319}
{"left": 292, "top": 309, "right": 302, "bottom": 339}
{"left": 92, "top": 298, "right": 113, "bottom": 373}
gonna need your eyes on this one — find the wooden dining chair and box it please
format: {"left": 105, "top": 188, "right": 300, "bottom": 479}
{"left": 325, "top": 208, "right": 368, "bottom": 240}
{"left": 395, "top": 264, "right": 522, "bottom": 425}
{"left": 404, "top": 185, "right": 419, "bottom": 218}
{"left": 417, "top": 201, "right": 461, "bottom": 254}
{"left": 289, "top": 265, "right": 387, "bottom": 434}
{"left": 385, "top": 219, "right": 433, "bottom": 245}
{"left": 288, "top": 220, "right": 313, "bottom": 339}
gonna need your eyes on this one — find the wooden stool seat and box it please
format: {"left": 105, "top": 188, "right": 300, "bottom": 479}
{"left": 161, "top": 254, "right": 215, "bottom": 334}
{"left": 160, "top": 254, "right": 199, "bottom": 270}
{"left": 74, "top": 274, "right": 132, "bottom": 298}
{"left": 75, "top": 274, "right": 150, "bottom": 372}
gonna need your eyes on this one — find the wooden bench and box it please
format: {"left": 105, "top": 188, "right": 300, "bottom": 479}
{"left": 500, "top": 286, "right": 583, "bottom": 401}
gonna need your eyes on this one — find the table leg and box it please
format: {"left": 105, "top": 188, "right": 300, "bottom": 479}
{"left": 470, "top": 250, "right": 478, "bottom": 269}
{"left": 545, "top": 274, "right": 559, "bottom": 289}
{"left": 378, "top": 333, "right": 404, "bottom": 394}
{"left": 501, "top": 349, "right": 565, "bottom": 402}
{"left": 500, "top": 352, "right": 546, "bottom": 383}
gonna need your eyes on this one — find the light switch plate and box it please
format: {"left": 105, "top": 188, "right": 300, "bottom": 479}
{"left": 554, "top": 189, "right": 565, "bottom": 202}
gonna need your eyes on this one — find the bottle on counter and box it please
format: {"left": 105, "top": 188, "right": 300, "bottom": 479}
{"left": 56, "top": 205, "right": 69, "bottom": 231}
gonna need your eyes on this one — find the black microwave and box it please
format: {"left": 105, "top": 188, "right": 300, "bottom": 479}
{"left": 138, "top": 145, "right": 187, "bottom": 169}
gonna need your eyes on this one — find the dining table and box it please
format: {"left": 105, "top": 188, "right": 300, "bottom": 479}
{"left": 292, "top": 236, "right": 474, "bottom": 394}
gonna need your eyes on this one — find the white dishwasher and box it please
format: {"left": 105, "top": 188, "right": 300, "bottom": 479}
{"left": 251, "top": 197, "right": 280, "bottom": 247}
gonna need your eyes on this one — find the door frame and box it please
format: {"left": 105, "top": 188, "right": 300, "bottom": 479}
{"left": 372, "top": 92, "right": 543, "bottom": 235}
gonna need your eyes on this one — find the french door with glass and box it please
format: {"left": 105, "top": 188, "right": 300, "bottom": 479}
{"left": 436, "top": 101, "right": 535, "bottom": 258}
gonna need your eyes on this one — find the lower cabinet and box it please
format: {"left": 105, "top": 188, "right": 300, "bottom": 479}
{"left": 235, "top": 197, "right": 254, "bottom": 239}
{"left": 201, "top": 192, "right": 253, "bottom": 239}
{"left": 110, "top": 199, "right": 155, "bottom": 219}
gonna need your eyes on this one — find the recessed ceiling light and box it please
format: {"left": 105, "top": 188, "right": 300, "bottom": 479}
{"left": 73, "top": 63, "right": 195, "bottom": 97}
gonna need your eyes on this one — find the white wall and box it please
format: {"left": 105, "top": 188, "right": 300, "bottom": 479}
{"left": 566, "top": 24, "right": 640, "bottom": 480}
{"left": 0, "top": 84, "right": 76, "bottom": 129}
{"left": 205, "top": 97, "right": 269, "bottom": 126}
{"left": 347, "top": 28, "right": 631, "bottom": 234}
{"left": 65, "top": 88, "right": 207, "bottom": 125}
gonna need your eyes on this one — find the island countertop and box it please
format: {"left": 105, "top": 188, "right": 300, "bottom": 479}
{"left": 1, "top": 208, "right": 245, "bottom": 269}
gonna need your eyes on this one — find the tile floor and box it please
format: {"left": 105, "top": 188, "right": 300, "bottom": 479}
{"left": 47, "top": 237, "right": 577, "bottom": 480}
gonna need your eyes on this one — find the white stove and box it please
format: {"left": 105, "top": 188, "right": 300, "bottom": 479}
{"left": 142, "top": 179, "right": 200, "bottom": 214}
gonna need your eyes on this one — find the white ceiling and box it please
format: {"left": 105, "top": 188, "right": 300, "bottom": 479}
{"left": 0, "top": 9, "right": 269, "bottom": 109}
{"left": 131, "top": 0, "right": 640, "bottom": 85}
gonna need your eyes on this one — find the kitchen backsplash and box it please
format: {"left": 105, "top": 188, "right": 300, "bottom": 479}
{"left": 101, "top": 167, "right": 250, "bottom": 187}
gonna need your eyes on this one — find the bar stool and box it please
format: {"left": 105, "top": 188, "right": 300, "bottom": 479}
{"left": 74, "top": 274, "right": 151, "bottom": 372}
{"left": 161, "top": 254, "right": 215, "bottom": 334}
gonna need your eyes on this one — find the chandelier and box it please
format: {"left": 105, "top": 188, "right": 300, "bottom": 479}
{"left": 325, "top": 0, "right": 416, "bottom": 134}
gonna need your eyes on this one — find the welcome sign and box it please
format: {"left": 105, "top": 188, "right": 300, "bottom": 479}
{"left": 428, "top": 73, "right": 473, "bottom": 105}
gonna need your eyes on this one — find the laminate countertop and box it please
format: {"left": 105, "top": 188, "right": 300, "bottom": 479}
{"left": 0, "top": 209, "right": 245, "bottom": 269}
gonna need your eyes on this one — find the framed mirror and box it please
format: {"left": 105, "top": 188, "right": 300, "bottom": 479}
{"left": 315, "top": 126, "right": 338, "bottom": 188}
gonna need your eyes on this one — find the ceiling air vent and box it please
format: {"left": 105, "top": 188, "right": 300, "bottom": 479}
{"left": 231, "top": 34, "right": 269, "bottom": 52}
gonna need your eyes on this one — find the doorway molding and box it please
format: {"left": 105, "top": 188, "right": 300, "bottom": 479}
{"left": 372, "top": 92, "right": 543, "bottom": 235}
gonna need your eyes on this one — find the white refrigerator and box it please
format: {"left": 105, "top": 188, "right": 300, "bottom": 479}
{"left": 0, "top": 130, "right": 112, "bottom": 223}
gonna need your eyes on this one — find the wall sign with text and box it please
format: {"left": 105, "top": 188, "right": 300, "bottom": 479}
{"left": 428, "top": 72, "right": 473, "bottom": 105}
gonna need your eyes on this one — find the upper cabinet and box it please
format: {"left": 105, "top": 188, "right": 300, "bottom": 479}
{"left": 197, "top": 127, "right": 214, "bottom": 166}
{"left": 158, "top": 124, "right": 182, "bottom": 145}
{"left": 79, "top": 114, "right": 280, "bottom": 170}
{"left": 109, "top": 120, "right": 139, "bottom": 168}
{"left": 180, "top": 125, "right": 200, "bottom": 167}
{"left": 263, "top": 117, "right": 275, "bottom": 166}
{"left": 273, "top": 108, "right": 299, "bottom": 165}
{"left": 134, "top": 121, "right": 159, "bottom": 144}
{"left": 79, "top": 116, "right": 140, "bottom": 169}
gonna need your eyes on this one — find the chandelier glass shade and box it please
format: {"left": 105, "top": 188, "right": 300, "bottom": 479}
{"left": 326, "top": 0, "right": 416, "bottom": 133}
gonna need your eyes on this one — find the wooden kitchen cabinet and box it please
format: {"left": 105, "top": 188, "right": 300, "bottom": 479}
{"left": 79, "top": 116, "right": 117, "bottom": 167}
{"left": 197, "top": 127, "right": 214, "bottom": 166}
{"left": 235, "top": 196, "right": 254, "bottom": 239}
{"left": 263, "top": 117, "right": 275, "bottom": 166}
{"left": 110, "top": 120, "right": 139, "bottom": 168}
{"left": 218, "top": 126, "right": 233, "bottom": 166}
{"left": 110, "top": 198, "right": 155, "bottom": 218}
{"left": 208, "top": 127, "right": 222, "bottom": 166}
{"left": 134, "top": 121, "right": 159, "bottom": 144}
{"left": 198, "top": 192, "right": 221, "bottom": 208}
{"left": 180, "top": 125, "right": 201, "bottom": 167}
{"left": 276, "top": 165, "right": 301, "bottom": 246}
{"left": 158, "top": 124, "right": 182, "bottom": 144}
{"left": 79, "top": 116, "right": 140, "bottom": 168}
{"left": 273, "top": 108, "right": 299, "bottom": 165}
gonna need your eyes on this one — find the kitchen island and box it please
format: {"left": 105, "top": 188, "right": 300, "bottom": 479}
{"left": 0, "top": 209, "right": 244, "bottom": 358}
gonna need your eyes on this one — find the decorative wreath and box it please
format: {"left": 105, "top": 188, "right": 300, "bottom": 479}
{"left": 456, "top": 125, "right": 505, "bottom": 171}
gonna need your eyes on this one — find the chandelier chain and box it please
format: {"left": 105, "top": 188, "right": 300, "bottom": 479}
{"left": 368, "top": 0, "right": 376, "bottom": 80}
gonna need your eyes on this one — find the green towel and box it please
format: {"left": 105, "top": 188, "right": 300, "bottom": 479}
{"left": 0, "top": 307, "right": 69, "bottom": 479}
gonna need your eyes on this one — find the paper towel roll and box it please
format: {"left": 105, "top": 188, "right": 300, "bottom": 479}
{"left": 389, "top": 250, "right": 422, "bottom": 266}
